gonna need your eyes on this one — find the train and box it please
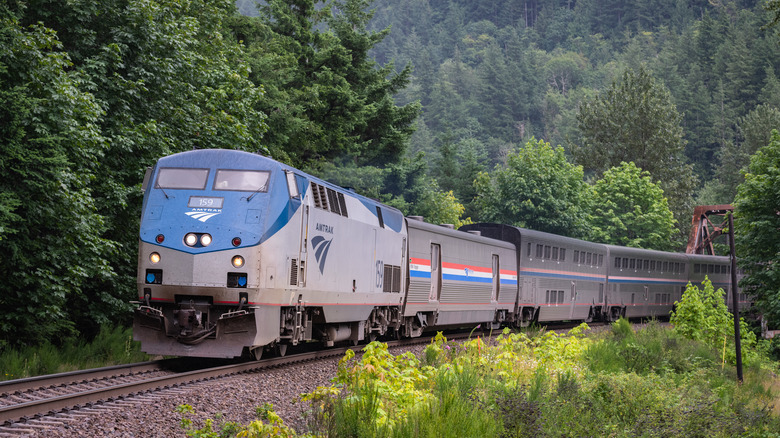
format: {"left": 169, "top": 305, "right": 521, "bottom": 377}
{"left": 133, "top": 149, "right": 747, "bottom": 359}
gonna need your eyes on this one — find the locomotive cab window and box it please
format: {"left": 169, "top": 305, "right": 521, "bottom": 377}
{"left": 214, "top": 170, "right": 270, "bottom": 192}
{"left": 156, "top": 168, "right": 209, "bottom": 190}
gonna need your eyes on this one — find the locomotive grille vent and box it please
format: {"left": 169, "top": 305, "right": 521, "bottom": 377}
{"left": 290, "top": 259, "right": 298, "bottom": 286}
{"left": 310, "top": 182, "right": 349, "bottom": 217}
{"left": 383, "top": 264, "right": 402, "bottom": 293}
{"left": 311, "top": 182, "right": 326, "bottom": 210}
{"left": 338, "top": 192, "right": 348, "bottom": 217}
{"left": 327, "top": 188, "right": 341, "bottom": 215}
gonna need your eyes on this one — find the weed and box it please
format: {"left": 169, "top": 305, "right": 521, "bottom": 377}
{"left": 0, "top": 326, "right": 149, "bottom": 381}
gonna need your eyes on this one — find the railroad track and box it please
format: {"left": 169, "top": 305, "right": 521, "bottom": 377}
{"left": 0, "top": 325, "right": 601, "bottom": 435}
{"left": 0, "top": 336, "right": 438, "bottom": 436}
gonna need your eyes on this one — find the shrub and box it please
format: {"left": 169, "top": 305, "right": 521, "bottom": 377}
{"left": 671, "top": 277, "right": 771, "bottom": 367}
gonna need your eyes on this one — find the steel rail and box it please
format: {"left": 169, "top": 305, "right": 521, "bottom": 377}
{"left": 0, "top": 360, "right": 169, "bottom": 394}
{"left": 0, "top": 332, "right": 488, "bottom": 426}
{"left": 0, "top": 347, "right": 349, "bottom": 425}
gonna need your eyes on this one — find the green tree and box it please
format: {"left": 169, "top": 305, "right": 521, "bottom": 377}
{"left": 670, "top": 277, "right": 730, "bottom": 347}
{"left": 765, "top": 0, "right": 780, "bottom": 40}
{"left": 474, "top": 138, "right": 590, "bottom": 237}
{"left": 759, "top": 66, "right": 780, "bottom": 108}
{"left": 670, "top": 277, "right": 763, "bottom": 366}
{"left": 734, "top": 130, "right": 780, "bottom": 324}
{"left": 66, "top": 0, "right": 265, "bottom": 336}
{"left": 587, "top": 162, "right": 676, "bottom": 250}
{"left": 413, "top": 182, "right": 472, "bottom": 229}
{"left": 703, "top": 104, "right": 780, "bottom": 205}
{"left": 0, "top": 8, "right": 113, "bottom": 347}
{"left": 238, "top": 0, "right": 420, "bottom": 168}
{"left": 573, "top": 65, "right": 695, "bottom": 244}
{"left": 6, "top": 0, "right": 268, "bottom": 340}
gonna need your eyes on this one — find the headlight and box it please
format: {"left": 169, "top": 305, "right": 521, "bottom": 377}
{"left": 184, "top": 233, "right": 198, "bottom": 247}
{"left": 150, "top": 252, "right": 161, "bottom": 264}
{"left": 200, "top": 234, "right": 212, "bottom": 247}
{"left": 232, "top": 256, "right": 245, "bottom": 268}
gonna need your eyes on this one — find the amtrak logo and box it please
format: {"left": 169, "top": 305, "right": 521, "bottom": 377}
{"left": 185, "top": 210, "right": 221, "bottom": 222}
{"left": 311, "top": 235, "right": 333, "bottom": 274}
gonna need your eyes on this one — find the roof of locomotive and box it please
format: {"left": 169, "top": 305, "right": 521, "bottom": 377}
{"left": 144, "top": 149, "right": 404, "bottom": 241}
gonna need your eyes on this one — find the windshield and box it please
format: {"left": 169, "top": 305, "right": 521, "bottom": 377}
{"left": 155, "top": 168, "right": 209, "bottom": 190}
{"left": 213, "top": 170, "right": 270, "bottom": 192}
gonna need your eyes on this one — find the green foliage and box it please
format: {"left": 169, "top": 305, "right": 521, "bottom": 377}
{"left": 234, "top": 0, "right": 420, "bottom": 168}
{"left": 670, "top": 278, "right": 768, "bottom": 366}
{"left": 411, "top": 182, "right": 472, "bottom": 229}
{"left": 317, "top": 153, "right": 472, "bottom": 227}
{"left": 171, "top": 322, "right": 779, "bottom": 437}
{"left": 670, "top": 278, "right": 732, "bottom": 347}
{"left": 177, "top": 403, "right": 297, "bottom": 438}
{"left": 370, "top": 0, "right": 778, "bottom": 236}
{"left": 587, "top": 162, "right": 677, "bottom": 250}
{"left": 474, "top": 138, "right": 590, "bottom": 237}
{"left": 573, "top": 65, "right": 695, "bottom": 243}
{"left": 0, "top": 326, "right": 148, "bottom": 381}
{"left": 0, "top": 11, "right": 114, "bottom": 347}
{"left": 735, "top": 130, "right": 780, "bottom": 326}
{"left": 0, "top": 0, "right": 272, "bottom": 347}
{"left": 391, "top": 367, "right": 501, "bottom": 438}
{"left": 294, "top": 324, "right": 778, "bottom": 437}
{"left": 587, "top": 319, "right": 720, "bottom": 375}
{"left": 767, "top": 0, "right": 780, "bottom": 41}
{"left": 707, "top": 102, "right": 780, "bottom": 204}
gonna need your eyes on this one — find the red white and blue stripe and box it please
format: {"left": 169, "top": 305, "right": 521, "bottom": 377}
{"left": 409, "top": 258, "right": 517, "bottom": 285}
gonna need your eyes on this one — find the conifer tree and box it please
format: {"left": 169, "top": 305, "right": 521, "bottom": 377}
{"left": 573, "top": 65, "right": 695, "bottom": 244}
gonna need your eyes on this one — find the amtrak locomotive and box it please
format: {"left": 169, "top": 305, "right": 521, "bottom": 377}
{"left": 133, "top": 149, "right": 746, "bottom": 358}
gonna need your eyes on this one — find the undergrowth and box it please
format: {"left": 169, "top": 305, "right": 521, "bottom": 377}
{"left": 178, "top": 321, "right": 780, "bottom": 437}
{"left": 0, "top": 325, "right": 148, "bottom": 380}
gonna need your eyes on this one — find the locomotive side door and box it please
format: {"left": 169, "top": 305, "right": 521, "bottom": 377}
{"left": 288, "top": 171, "right": 308, "bottom": 287}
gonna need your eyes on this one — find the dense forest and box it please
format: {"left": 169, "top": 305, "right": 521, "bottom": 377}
{"left": 1, "top": 0, "right": 779, "bottom": 348}
{"left": 240, "top": 0, "right": 780, "bottom": 210}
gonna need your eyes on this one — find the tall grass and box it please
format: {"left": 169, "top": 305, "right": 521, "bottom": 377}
{"left": 0, "top": 325, "right": 148, "bottom": 381}
{"left": 177, "top": 322, "right": 780, "bottom": 437}
{"left": 585, "top": 318, "right": 721, "bottom": 375}
{"left": 392, "top": 366, "right": 501, "bottom": 438}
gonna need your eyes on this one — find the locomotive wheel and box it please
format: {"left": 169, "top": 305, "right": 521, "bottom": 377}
{"left": 276, "top": 343, "right": 288, "bottom": 357}
{"left": 250, "top": 347, "right": 263, "bottom": 361}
